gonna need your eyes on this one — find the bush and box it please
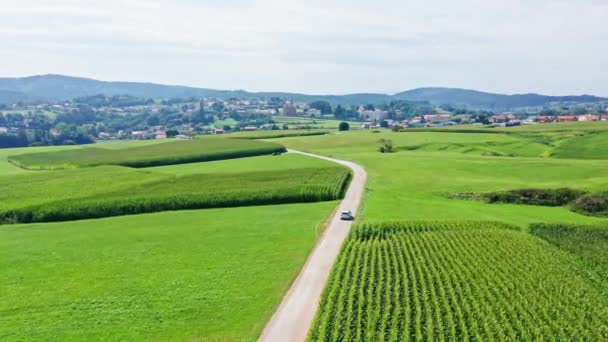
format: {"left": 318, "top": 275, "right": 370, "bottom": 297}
{"left": 482, "top": 188, "right": 585, "bottom": 206}
{"left": 571, "top": 193, "right": 608, "bottom": 216}
{"left": 338, "top": 122, "right": 350, "bottom": 131}
{"left": 378, "top": 138, "right": 394, "bottom": 153}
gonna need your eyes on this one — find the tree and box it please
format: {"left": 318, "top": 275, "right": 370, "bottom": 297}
{"left": 166, "top": 129, "right": 179, "bottom": 137}
{"left": 309, "top": 101, "right": 332, "bottom": 115}
{"left": 378, "top": 139, "right": 394, "bottom": 153}
{"left": 334, "top": 105, "right": 346, "bottom": 118}
{"left": 380, "top": 120, "right": 389, "bottom": 128}
{"left": 282, "top": 124, "right": 289, "bottom": 130}
{"left": 339, "top": 121, "right": 350, "bottom": 131}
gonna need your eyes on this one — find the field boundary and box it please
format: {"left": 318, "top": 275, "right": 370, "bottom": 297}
{"left": 259, "top": 150, "right": 367, "bottom": 342}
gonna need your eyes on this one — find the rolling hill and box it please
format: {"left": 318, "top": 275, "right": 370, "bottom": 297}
{"left": 0, "top": 74, "right": 605, "bottom": 110}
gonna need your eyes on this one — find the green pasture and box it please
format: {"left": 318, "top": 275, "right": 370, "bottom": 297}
{"left": 278, "top": 131, "right": 608, "bottom": 227}
{"left": 0, "top": 202, "right": 337, "bottom": 341}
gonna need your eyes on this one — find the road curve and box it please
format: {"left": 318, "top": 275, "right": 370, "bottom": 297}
{"left": 259, "top": 149, "right": 367, "bottom": 342}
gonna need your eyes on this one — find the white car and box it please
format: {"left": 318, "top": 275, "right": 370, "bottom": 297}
{"left": 340, "top": 210, "right": 355, "bottom": 221}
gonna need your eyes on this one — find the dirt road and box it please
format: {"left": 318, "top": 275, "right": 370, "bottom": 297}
{"left": 259, "top": 150, "right": 367, "bottom": 342}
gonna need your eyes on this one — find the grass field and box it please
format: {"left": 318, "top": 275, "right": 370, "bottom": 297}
{"left": 311, "top": 221, "right": 608, "bottom": 341}
{"left": 0, "top": 202, "right": 338, "bottom": 341}
{"left": 270, "top": 116, "right": 360, "bottom": 130}
{"left": 550, "top": 131, "right": 608, "bottom": 159}
{"left": 228, "top": 130, "right": 330, "bottom": 139}
{"left": 278, "top": 131, "right": 608, "bottom": 227}
{"left": 8, "top": 138, "right": 286, "bottom": 169}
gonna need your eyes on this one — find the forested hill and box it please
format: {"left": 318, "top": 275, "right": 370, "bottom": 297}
{"left": 0, "top": 74, "right": 605, "bottom": 110}
{"left": 394, "top": 87, "right": 606, "bottom": 110}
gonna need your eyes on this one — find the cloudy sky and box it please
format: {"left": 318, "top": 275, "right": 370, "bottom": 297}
{"left": 1, "top": 0, "right": 607, "bottom": 95}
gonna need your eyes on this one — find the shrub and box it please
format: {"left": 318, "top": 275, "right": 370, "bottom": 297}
{"left": 378, "top": 138, "right": 394, "bottom": 153}
{"left": 571, "top": 193, "right": 608, "bottom": 216}
{"left": 338, "top": 122, "right": 350, "bottom": 131}
{"left": 483, "top": 188, "right": 586, "bottom": 206}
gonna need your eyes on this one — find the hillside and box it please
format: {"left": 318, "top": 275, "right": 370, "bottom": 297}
{"left": 0, "top": 75, "right": 605, "bottom": 110}
{"left": 395, "top": 87, "right": 606, "bottom": 110}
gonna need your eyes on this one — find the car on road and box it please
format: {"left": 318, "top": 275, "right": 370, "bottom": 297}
{"left": 340, "top": 210, "right": 355, "bottom": 221}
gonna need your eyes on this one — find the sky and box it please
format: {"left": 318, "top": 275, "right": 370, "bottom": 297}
{"left": 1, "top": 0, "right": 607, "bottom": 96}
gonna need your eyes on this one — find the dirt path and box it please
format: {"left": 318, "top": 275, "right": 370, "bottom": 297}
{"left": 259, "top": 150, "right": 367, "bottom": 342}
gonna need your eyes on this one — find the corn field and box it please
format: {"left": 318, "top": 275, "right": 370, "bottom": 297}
{"left": 310, "top": 221, "right": 608, "bottom": 341}
{"left": 0, "top": 167, "right": 350, "bottom": 224}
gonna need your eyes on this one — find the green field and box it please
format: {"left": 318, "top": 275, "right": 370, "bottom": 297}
{"left": 270, "top": 116, "right": 360, "bottom": 130}
{"left": 278, "top": 131, "right": 608, "bottom": 226}
{"left": 311, "top": 221, "right": 608, "bottom": 340}
{"left": 4, "top": 123, "right": 608, "bottom": 341}
{"left": 8, "top": 138, "right": 286, "bottom": 169}
{"left": 550, "top": 131, "right": 608, "bottom": 159}
{"left": 530, "top": 223, "right": 608, "bottom": 291}
{"left": 0, "top": 150, "right": 350, "bottom": 223}
{"left": 0, "top": 202, "right": 338, "bottom": 341}
{"left": 228, "top": 130, "right": 330, "bottom": 139}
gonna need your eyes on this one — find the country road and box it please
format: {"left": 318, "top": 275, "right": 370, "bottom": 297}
{"left": 259, "top": 150, "right": 367, "bottom": 342}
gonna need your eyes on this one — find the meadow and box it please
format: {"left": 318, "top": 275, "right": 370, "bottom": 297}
{"left": 310, "top": 221, "right": 608, "bottom": 341}
{"left": 0, "top": 202, "right": 338, "bottom": 341}
{"left": 278, "top": 130, "right": 608, "bottom": 226}
{"left": 8, "top": 137, "right": 286, "bottom": 169}
{"left": 228, "top": 130, "right": 329, "bottom": 139}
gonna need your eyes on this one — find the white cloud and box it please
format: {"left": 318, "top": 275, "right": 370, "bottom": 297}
{"left": 0, "top": 0, "right": 607, "bottom": 95}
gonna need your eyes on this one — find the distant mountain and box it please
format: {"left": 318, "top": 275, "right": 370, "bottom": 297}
{"left": 0, "top": 89, "right": 29, "bottom": 104}
{"left": 394, "top": 87, "right": 606, "bottom": 110}
{"left": 0, "top": 74, "right": 605, "bottom": 110}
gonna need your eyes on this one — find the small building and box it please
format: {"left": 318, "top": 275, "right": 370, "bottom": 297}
{"left": 155, "top": 133, "right": 167, "bottom": 139}
{"left": 578, "top": 114, "right": 600, "bottom": 121}
{"left": 243, "top": 126, "right": 258, "bottom": 131}
{"left": 557, "top": 116, "right": 578, "bottom": 122}
{"left": 175, "top": 134, "right": 192, "bottom": 140}
{"left": 214, "top": 129, "right": 225, "bottom": 135}
{"left": 536, "top": 116, "right": 557, "bottom": 123}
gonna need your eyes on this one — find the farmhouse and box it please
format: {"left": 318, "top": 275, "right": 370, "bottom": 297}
{"left": 536, "top": 116, "right": 557, "bottom": 123}
{"left": 489, "top": 114, "right": 516, "bottom": 123}
{"left": 578, "top": 114, "right": 600, "bottom": 121}
{"left": 557, "top": 116, "right": 578, "bottom": 122}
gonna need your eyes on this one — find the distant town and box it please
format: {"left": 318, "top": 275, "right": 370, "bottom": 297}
{"left": 1, "top": 93, "right": 607, "bottom": 148}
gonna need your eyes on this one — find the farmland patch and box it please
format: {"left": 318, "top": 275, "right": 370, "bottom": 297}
{"left": 311, "top": 221, "right": 608, "bottom": 340}
{"left": 8, "top": 138, "right": 286, "bottom": 169}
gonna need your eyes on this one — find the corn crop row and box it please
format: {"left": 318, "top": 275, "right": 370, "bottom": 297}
{"left": 310, "top": 221, "right": 608, "bottom": 341}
